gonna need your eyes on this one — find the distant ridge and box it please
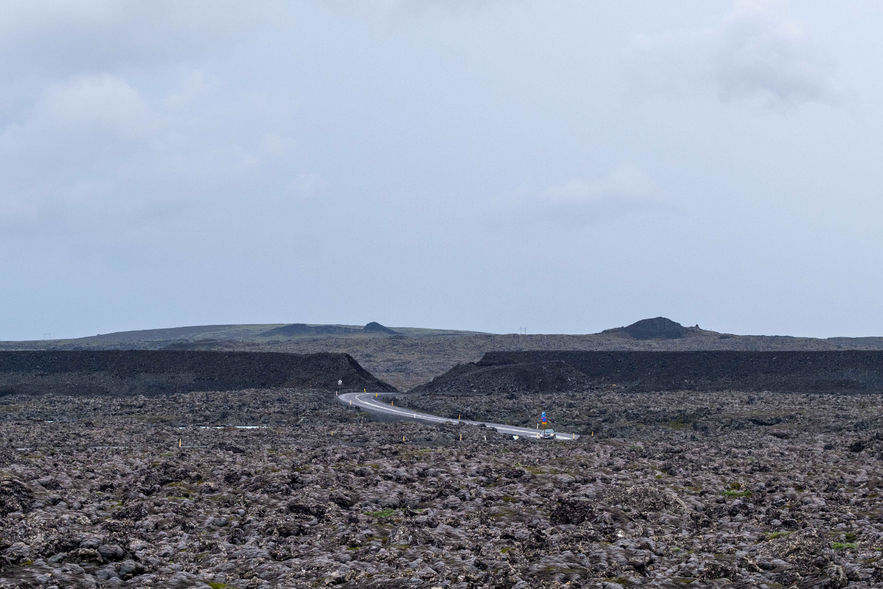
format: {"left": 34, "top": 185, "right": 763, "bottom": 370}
{"left": 260, "top": 322, "right": 400, "bottom": 338}
{"left": 259, "top": 324, "right": 358, "bottom": 338}
{"left": 0, "top": 323, "right": 485, "bottom": 350}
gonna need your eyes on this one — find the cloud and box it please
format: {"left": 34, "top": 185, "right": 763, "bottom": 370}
{"left": 319, "top": 0, "right": 506, "bottom": 25}
{"left": 287, "top": 172, "right": 332, "bottom": 200}
{"left": 165, "top": 71, "right": 209, "bottom": 111}
{"left": 39, "top": 74, "right": 154, "bottom": 139}
{"left": 0, "top": 191, "right": 43, "bottom": 228}
{"left": 497, "top": 164, "right": 667, "bottom": 230}
{"left": 0, "top": 2, "right": 292, "bottom": 236}
{"left": 627, "top": 0, "right": 837, "bottom": 110}
{"left": 0, "top": 65, "right": 293, "bottom": 238}
{"left": 262, "top": 133, "right": 286, "bottom": 157}
{"left": 540, "top": 164, "right": 664, "bottom": 227}
{"left": 0, "top": 1, "right": 290, "bottom": 78}
{"left": 323, "top": 0, "right": 494, "bottom": 15}
{"left": 542, "top": 163, "right": 662, "bottom": 204}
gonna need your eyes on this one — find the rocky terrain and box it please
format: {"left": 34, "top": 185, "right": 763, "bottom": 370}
{"left": 0, "top": 351, "right": 396, "bottom": 397}
{"left": 3, "top": 385, "right": 883, "bottom": 588}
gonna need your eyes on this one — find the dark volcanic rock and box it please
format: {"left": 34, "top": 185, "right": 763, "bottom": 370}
{"left": 412, "top": 360, "right": 592, "bottom": 394}
{"left": 0, "top": 479, "right": 33, "bottom": 516}
{"left": 0, "top": 350, "right": 396, "bottom": 396}
{"left": 473, "top": 350, "right": 883, "bottom": 392}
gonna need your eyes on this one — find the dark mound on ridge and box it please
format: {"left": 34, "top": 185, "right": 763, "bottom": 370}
{"left": 603, "top": 317, "right": 691, "bottom": 339}
{"left": 363, "top": 321, "right": 398, "bottom": 335}
{"left": 0, "top": 350, "right": 396, "bottom": 397}
{"left": 418, "top": 351, "right": 883, "bottom": 393}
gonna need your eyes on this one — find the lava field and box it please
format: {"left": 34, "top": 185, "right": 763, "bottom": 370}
{"left": 3, "top": 385, "right": 883, "bottom": 588}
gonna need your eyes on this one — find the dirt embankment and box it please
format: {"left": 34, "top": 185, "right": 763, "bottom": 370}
{"left": 0, "top": 351, "right": 396, "bottom": 397}
{"left": 417, "top": 351, "right": 883, "bottom": 394}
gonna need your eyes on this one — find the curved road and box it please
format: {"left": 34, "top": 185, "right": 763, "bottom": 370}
{"left": 338, "top": 392, "right": 580, "bottom": 441}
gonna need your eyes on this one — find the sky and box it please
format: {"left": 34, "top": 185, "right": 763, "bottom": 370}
{"left": 2, "top": 0, "right": 883, "bottom": 340}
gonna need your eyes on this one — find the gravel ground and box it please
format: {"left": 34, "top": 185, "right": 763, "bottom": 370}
{"left": 2, "top": 388, "right": 883, "bottom": 588}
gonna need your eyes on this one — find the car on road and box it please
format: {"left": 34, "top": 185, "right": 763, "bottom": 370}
{"left": 541, "top": 428, "right": 555, "bottom": 440}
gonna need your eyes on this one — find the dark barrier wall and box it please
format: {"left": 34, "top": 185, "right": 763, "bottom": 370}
{"left": 478, "top": 351, "right": 883, "bottom": 392}
{"left": 0, "top": 350, "right": 397, "bottom": 396}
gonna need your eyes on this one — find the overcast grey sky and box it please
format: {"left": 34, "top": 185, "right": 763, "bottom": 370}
{"left": 2, "top": 1, "right": 882, "bottom": 340}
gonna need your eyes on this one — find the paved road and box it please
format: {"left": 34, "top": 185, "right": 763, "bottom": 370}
{"left": 338, "top": 392, "right": 580, "bottom": 441}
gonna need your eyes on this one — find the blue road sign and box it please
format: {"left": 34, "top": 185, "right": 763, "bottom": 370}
{"left": 541, "top": 411, "right": 547, "bottom": 423}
